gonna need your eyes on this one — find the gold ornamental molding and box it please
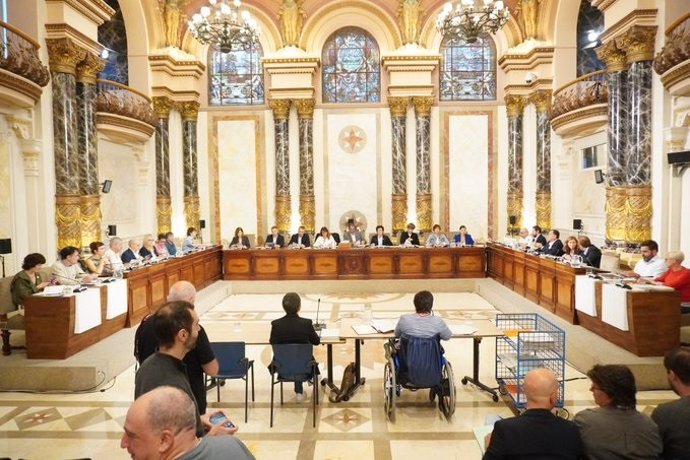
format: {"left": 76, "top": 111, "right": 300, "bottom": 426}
{"left": 156, "top": 196, "right": 172, "bottom": 234}
{"left": 275, "top": 195, "right": 291, "bottom": 234}
{"left": 388, "top": 97, "right": 409, "bottom": 118}
{"left": 616, "top": 25, "right": 657, "bottom": 64}
{"left": 392, "top": 193, "right": 408, "bottom": 234}
{"left": 55, "top": 194, "right": 82, "bottom": 249}
{"left": 660, "top": 61, "right": 690, "bottom": 96}
{"left": 79, "top": 194, "right": 101, "bottom": 246}
{"left": 505, "top": 95, "right": 526, "bottom": 118}
{"left": 416, "top": 193, "right": 432, "bottom": 233}
{"left": 184, "top": 195, "right": 200, "bottom": 232}
{"left": 530, "top": 89, "right": 552, "bottom": 113}
{"left": 535, "top": 191, "right": 552, "bottom": 231}
{"left": 294, "top": 98, "right": 315, "bottom": 119}
{"left": 599, "top": 9, "right": 658, "bottom": 46}
{"left": 625, "top": 185, "right": 652, "bottom": 244}
{"left": 507, "top": 192, "right": 523, "bottom": 232}
{"left": 269, "top": 98, "right": 291, "bottom": 120}
{"left": 550, "top": 104, "right": 608, "bottom": 138}
{"left": 178, "top": 101, "right": 200, "bottom": 121}
{"left": 299, "top": 194, "right": 315, "bottom": 235}
{"left": 0, "top": 70, "right": 44, "bottom": 108}
{"left": 45, "top": 0, "right": 114, "bottom": 25}
{"left": 46, "top": 38, "right": 87, "bottom": 75}
{"left": 596, "top": 40, "right": 628, "bottom": 72}
{"left": 96, "top": 113, "right": 156, "bottom": 144}
{"left": 76, "top": 52, "right": 105, "bottom": 85}
{"left": 412, "top": 96, "right": 434, "bottom": 117}
{"left": 152, "top": 96, "right": 173, "bottom": 119}
{"left": 605, "top": 186, "right": 627, "bottom": 242}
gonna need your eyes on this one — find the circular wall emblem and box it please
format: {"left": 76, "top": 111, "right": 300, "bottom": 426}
{"left": 338, "top": 125, "right": 367, "bottom": 154}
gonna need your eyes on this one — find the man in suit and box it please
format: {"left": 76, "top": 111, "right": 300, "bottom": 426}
{"left": 343, "top": 219, "right": 363, "bottom": 244}
{"left": 578, "top": 236, "right": 602, "bottom": 268}
{"left": 289, "top": 226, "right": 311, "bottom": 248}
{"left": 531, "top": 225, "right": 548, "bottom": 248}
{"left": 483, "top": 368, "right": 584, "bottom": 460}
{"left": 399, "top": 223, "right": 420, "bottom": 246}
{"left": 370, "top": 225, "right": 393, "bottom": 247}
{"left": 269, "top": 292, "right": 320, "bottom": 401}
{"left": 542, "top": 229, "right": 564, "bottom": 257}
{"left": 121, "top": 239, "right": 142, "bottom": 264}
{"left": 265, "top": 226, "right": 285, "bottom": 248}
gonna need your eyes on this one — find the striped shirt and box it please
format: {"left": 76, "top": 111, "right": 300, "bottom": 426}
{"left": 394, "top": 313, "right": 452, "bottom": 340}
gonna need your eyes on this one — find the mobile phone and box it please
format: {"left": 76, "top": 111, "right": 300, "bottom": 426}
{"left": 209, "top": 412, "right": 235, "bottom": 429}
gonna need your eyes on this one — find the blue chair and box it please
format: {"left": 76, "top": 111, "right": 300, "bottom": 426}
{"left": 269, "top": 343, "right": 319, "bottom": 428}
{"left": 211, "top": 342, "right": 255, "bottom": 423}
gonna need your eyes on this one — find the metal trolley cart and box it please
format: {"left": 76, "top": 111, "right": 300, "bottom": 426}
{"left": 495, "top": 313, "right": 568, "bottom": 417}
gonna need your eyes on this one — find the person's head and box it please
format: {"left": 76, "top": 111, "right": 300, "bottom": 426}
{"left": 234, "top": 227, "right": 244, "bottom": 238}
{"left": 586, "top": 364, "right": 637, "bottom": 409}
{"left": 143, "top": 234, "right": 155, "bottom": 249}
{"left": 59, "top": 246, "right": 80, "bottom": 265}
{"left": 376, "top": 225, "right": 384, "bottom": 236}
{"left": 459, "top": 225, "right": 467, "bottom": 235}
{"left": 165, "top": 232, "right": 174, "bottom": 242}
{"left": 664, "top": 347, "right": 690, "bottom": 396}
{"left": 347, "top": 219, "right": 356, "bottom": 231}
{"left": 128, "top": 239, "right": 141, "bottom": 251}
{"left": 548, "top": 229, "right": 560, "bottom": 241}
{"left": 532, "top": 225, "right": 542, "bottom": 236}
{"left": 406, "top": 223, "right": 416, "bottom": 233}
{"left": 565, "top": 236, "right": 579, "bottom": 253}
{"left": 319, "top": 226, "right": 330, "bottom": 238}
{"left": 167, "top": 281, "right": 196, "bottom": 305}
{"left": 157, "top": 233, "right": 167, "bottom": 244}
{"left": 413, "top": 290, "right": 434, "bottom": 314}
{"left": 432, "top": 224, "right": 441, "bottom": 234}
{"left": 110, "top": 237, "right": 123, "bottom": 253}
{"left": 271, "top": 225, "right": 279, "bottom": 236}
{"left": 22, "top": 253, "right": 46, "bottom": 271}
{"left": 664, "top": 251, "right": 685, "bottom": 269}
{"left": 578, "top": 236, "right": 592, "bottom": 248}
{"left": 523, "top": 368, "right": 559, "bottom": 409}
{"left": 186, "top": 227, "right": 196, "bottom": 237}
{"left": 89, "top": 241, "right": 105, "bottom": 256}
{"left": 121, "top": 386, "right": 197, "bottom": 460}
{"left": 639, "top": 240, "right": 659, "bottom": 262}
{"left": 153, "top": 301, "right": 199, "bottom": 351}
{"left": 297, "top": 226, "right": 306, "bottom": 236}
{"left": 519, "top": 228, "right": 529, "bottom": 238}
{"left": 282, "top": 292, "right": 301, "bottom": 315}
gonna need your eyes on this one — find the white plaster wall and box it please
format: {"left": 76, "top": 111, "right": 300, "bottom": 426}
{"left": 379, "top": 107, "right": 393, "bottom": 230}
{"left": 264, "top": 110, "right": 277, "bottom": 231}
{"left": 571, "top": 132, "right": 607, "bottom": 242}
{"left": 197, "top": 112, "right": 211, "bottom": 243}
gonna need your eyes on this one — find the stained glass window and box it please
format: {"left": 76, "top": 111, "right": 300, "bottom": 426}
{"left": 322, "top": 27, "right": 380, "bottom": 103}
{"left": 439, "top": 33, "right": 496, "bottom": 101}
{"left": 208, "top": 44, "right": 264, "bottom": 106}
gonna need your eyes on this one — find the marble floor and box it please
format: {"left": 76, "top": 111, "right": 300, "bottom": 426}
{"left": 0, "top": 289, "right": 677, "bottom": 459}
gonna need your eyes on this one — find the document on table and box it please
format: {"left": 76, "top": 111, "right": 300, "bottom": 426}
{"left": 575, "top": 275, "right": 597, "bottom": 316}
{"left": 351, "top": 324, "right": 379, "bottom": 335}
{"left": 319, "top": 328, "right": 341, "bottom": 338}
{"left": 449, "top": 324, "right": 478, "bottom": 336}
{"left": 473, "top": 425, "right": 494, "bottom": 454}
{"left": 371, "top": 319, "right": 397, "bottom": 333}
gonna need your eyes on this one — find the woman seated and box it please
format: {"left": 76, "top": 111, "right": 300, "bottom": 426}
{"left": 425, "top": 224, "right": 449, "bottom": 248}
{"left": 453, "top": 225, "right": 475, "bottom": 246}
{"left": 139, "top": 234, "right": 157, "bottom": 260}
{"left": 183, "top": 227, "right": 197, "bottom": 253}
{"left": 313, "top": 226, "right": 337, "bottom": 249}
{"left": 399, "top": 223, "right": 420, "bottom": 247}
{"left": 574, "top": 364, "right": 662, "bottom": 460}
{"left": 562, "top": 236, "right": 583, "bottom": 263}
{"left": 84, "top": 241, "right": 108, "bottom": 275}
{"left": 230, "top": 227, "right": 251, "bottom": 249}
{"left": 639, "top": 251, "right": 690, "bottom": 305}
{"left": 154, "top": 233, "right": 170, "bottom": 258}
{"left": 10, "top": 253, "right": 50, "bottom": 307}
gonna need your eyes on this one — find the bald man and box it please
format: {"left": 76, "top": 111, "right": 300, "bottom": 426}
{"left": 122, "top": 386, "right": 254, "bottom": 460}
{"left": 483, "top": 369, "right": 583, "bottom": 460}
{"left": 134, "top": 280, "right": 219, "bottom": 414}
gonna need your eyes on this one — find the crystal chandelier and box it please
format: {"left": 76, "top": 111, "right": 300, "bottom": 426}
{"left": 188, "top": 0, "right": 261, "bottom": 53}
{"left": 436, "top": 0, "right": 510, "bottom": 43}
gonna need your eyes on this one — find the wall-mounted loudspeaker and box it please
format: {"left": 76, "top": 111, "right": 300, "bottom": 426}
{"left": 0, "top": 238, "right": 12, "bottom": 254}
{"left": 107, "top": 225, "right": 117, "bottom": 236}
{"left": 594, "top": 169, "right": 605, "bottom": 184}
{"left": 101, "top": 180, "right": 112, "bottom": 193}
{"left": 573, "top": 219, "right": 582, "bottom": 230}
{"left": 199, "top": 219, "right": 206, "bottom": 229}
{"left": 509, "top": 215, "right": 517, "bottom": 225}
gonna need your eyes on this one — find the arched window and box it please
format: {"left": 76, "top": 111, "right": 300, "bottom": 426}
{"left": 322, "top": 27, "right": 380, "bottom": 103}
{"left": 208, "top": 44, "right": 264, "bottom": 106}
{"left": 98, "top": 0, "right": 128, "bottom": 84}
{"left": 439, "top": 33, "right": 496, "bottom": 101}
{"left": 576, "top": 0, "right": 605, "bottom": 76}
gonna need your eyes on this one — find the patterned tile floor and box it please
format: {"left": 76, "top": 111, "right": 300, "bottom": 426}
{"left": 0, "top": 291, "right": 677, "bottom": 459}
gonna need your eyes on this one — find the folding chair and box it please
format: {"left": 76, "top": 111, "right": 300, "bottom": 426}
{"left": 269, "top": 343, "right": 319, "bottom": 428}
{"left": 211, "top": 342, "right": 255, "bottom": 423}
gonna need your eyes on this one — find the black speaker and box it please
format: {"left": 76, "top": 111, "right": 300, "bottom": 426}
{"left": 0, "top": 238, "right": 11, "bottom": 254}
{"left": 509, "top": 215, "right": 517, "bottom": 225}
{"left": 107, "top": 225, "right": 117, "bottom": 236}
{"left": 573, "top": 219, "right": 582, "bottom": 230}
{"left": 594, "top": 169, "right": 605, "bottom": 184}
{"left": 199, "top": 219, "right": 206, "bottom": 229}
{"left": 668, "top": 150, "right": 690, "bottom": 165}
{"left": 101, "top": 179, "right": 112, "bottom": 193}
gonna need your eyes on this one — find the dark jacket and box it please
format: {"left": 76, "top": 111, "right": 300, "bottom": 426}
{"left": 543, "top": 239, "right": 564, "bottom": 257}
{"left": 582, "top": 245, "right": 602, "bottom": 268}
{"left": 230, "top": 236, "right": 251, "bottom": 248}
{"left": 535, "top": 234, "right": 548, "bottom": 247}
{"left": 121, "top": 248, "right": 138, "bottom": 264}
{"left": 399, "top": 231, "right": 420, "bottom": 246}
{"left": 370, "top": 234, "right": 393, "bottom": 247}
{"left": 266, "top": 234, "right": 285, "bottom": 247}
{"left": 269, "top": 314, "right": 320, "bottom": 346}
{"left": 289, "top": 233, "right": 311, "bottom": 248}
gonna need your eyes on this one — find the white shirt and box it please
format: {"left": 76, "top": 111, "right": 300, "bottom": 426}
{"left": 314, "top": 235, "right": 337, "bottom": 249}
{"left": 634, "top": 255, "right": 667, "bottom": 278}
{"left": 105, "top": 249, "right": 124, "bottom": 271}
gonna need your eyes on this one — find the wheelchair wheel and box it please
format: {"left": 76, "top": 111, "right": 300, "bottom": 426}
{"left": 383, "top": 358, "right": 396, "bottom": 422}
{"left": 438, "top": 361, "right": 456, "bottom": 419}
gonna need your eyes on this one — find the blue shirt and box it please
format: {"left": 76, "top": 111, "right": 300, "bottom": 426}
{"left": 165, "top": 240, "right": 177, "bottom": 256}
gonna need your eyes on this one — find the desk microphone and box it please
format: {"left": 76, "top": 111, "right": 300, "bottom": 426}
{"left": 314, "top": 298, "right": 326, "bottom": 331}
{"left": 616, "top": 281, "right": 633, "bottom": 290}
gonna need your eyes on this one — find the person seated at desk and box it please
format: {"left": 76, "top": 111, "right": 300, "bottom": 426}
{"left": 84, "top": 241, "right": 107, "bottom": 275}
{"left": 574, "top": 364, "right": 662, "bottom": 460}
{"left": 518, "top": 227, "right": 534, "bottom": 247}
{"left": 399, "top": 223, "right": 420, "bottom": 247}
{"left": 139, "top": 234, "right": 157, "bottom": 260}
{"left": 183, "top": 227, "right": 197, "bottom": 253}
{"left": 531, "top": 225, "right": 548, "bottom": 248}
{"left": 540, "top": 230, "right": 564, "bottom": 257}
{"left": 579, "top": 236, "right": 602, "bottom": 268}
{"left": 52, "top": 246, "right": 97, "bottom": 285}
{"left": 483, "top": 368, "right": 583, "bottom": 460}
{"left": 10, "top": 253, "right": 50, "bottom": 307}
{"left": 313, "top": 226, "right": 338, "bottom": 249}
{"left": 425, "top": 224, "right": 450, "bottom": 248}
{"left": 623, "top": 239, "right": 668, "bottom": 280}
{"left": 269, "top": 292, "right": 320, "bottom": 401}
{"left": 652, "top": 346, "right": 690, "bottom": 460}
{"left": 395, "top": 291, "right": 452, "bottom": 340}
{"left": 638, "top": 251, "right": 690, "bottom": 305}
{"left": 453, "top": 225, "right": 475, "bottom": 246}
{"left": 343, "top": 219, "right": 363, "bottom": 245}
{"left": 105, "top": 237, "right": 124, "bottom": 273}
{"left": 265, "top": 226, "right": 284, "bottom": 248}
{"left": 289, "top": 226, "right": 311, "bottom": 248}
{"left": 562, "top": 236, "right": 583, "bottom": 263}
{"left": 230, "top": 227, "right": 251, "bottom": 249}
{"left": 370, "top": 225, "right": 393, "bottom": 247}
{"left": 154, "top": 233, "right": 170, "bottom": 258}
{"left": 121, "top": 239, "right": 142, "bottom": 265}
{"left": 165, "top": 232, "right": 178, "bottom": 256}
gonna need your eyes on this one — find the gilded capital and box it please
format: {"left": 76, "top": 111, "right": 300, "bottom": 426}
{"left": 505, "top": 95, "right": 526, "bottom": 118}
{"left": 269, "top": 98, "right": 291, "bottom": 119}
{"left": 595, "top": 41, "right": 628, "bottom": 72}
{"left": 412, "top": 96, "right": 434, "bottom": 117}
{"left": 293, "top": 98, "right": 315, "bottom": 119}
{"left": 178, "top": 101, "right": 200, "bottom": 121}
{"left": 152, "top": 96, "right": 174, "bottom": 118}
{"left": 76, "top": 52, "right": 106, "bottom": 85}
{"left": 46, "top": 38, "right": 87, "bottom": 75}
{"left": 388, "top": 97, "right": 409, "bottom": 118}
{"left": 530, "top": 90, "right": 552, "bottom": 113}
{"left": 616, "top": 25, "right": 657, "bottom": 64}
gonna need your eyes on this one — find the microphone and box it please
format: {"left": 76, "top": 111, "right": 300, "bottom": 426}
{"left": 314, "top": 298, "right": 326, "bottom": 332}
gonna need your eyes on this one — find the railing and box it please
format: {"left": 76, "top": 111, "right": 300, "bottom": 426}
{"left": 551, "top": 70, "right": 608, "bottom": 120}
{"left": 654, "top": 13, "right": 690, "bottom": 75}
{"left": 96, "top": 79, "right": 157, "bottom": 127}
{"left": 0, "top": 20, "right": 49, "bottom": 86}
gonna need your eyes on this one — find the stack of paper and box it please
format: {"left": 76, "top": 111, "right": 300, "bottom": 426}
{"left": 449, "top": 324, "right": 478, "bottom": 336}
{"left": 351, "top": 324, "right": 379, "bottom": 335}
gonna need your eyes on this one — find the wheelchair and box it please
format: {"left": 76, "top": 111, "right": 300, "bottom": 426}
{"left": 383, "top": 334, "right": 456, "bottom": 422}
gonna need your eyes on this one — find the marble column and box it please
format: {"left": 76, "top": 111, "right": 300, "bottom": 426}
{"left": 531, "top": 90, "right": 552, "bottom": 230}
{"left": 596, "top": 41, "right": 629, "bottom": 243}
{"left": 76, "top": 52, "right": 105, "bottom": 246}
{"left": 413, "top": 96, "right": 434, "bottom": 233}
{"left": 153, "top": 97, "right": 173, "bottom": 234}
{"left": 617, "top": 26, "right": 656, "bottom": 244}
{"left": 505, "top": 95, "right": 526, "bottom": 234}
{"left": 295, "top": 99, "right": 315, "bottom": 235}
{"left": 269, "top": 98, "right": 292, "bottom": 233}
{"left": 179, "top": 101, "right": 200, "bottom": 233}
{"left": 47, "top": 38, "right": 87, "bottom": 249}
{"left": 389, "top": 97, "right": 409, "bottom": 234}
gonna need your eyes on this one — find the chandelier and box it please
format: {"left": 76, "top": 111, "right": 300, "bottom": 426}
{"left": 188, "top": 0, "right": 261, "bottom": 53}
{"left": 436, "top": 0, "right": 510, "bottom": 44}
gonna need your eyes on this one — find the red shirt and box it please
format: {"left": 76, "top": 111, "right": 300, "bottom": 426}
{"left": 656, "top": 267, "right": 690, "bottom": 302}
